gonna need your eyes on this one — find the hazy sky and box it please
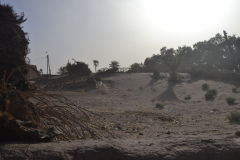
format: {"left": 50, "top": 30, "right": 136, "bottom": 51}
{"left": 2, "top": 0, "right": 240, "bottom": 73}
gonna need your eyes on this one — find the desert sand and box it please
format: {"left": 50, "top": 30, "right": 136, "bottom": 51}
{"left": 1, "top": 73, "right": 240, "bottom": 160}
{"left": 55, "top": 73, "right": 240, "bottom": 138}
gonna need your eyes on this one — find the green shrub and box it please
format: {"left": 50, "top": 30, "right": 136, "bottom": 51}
{"left": 227, "top": 112, "right": 240, "bottom": 123}
{"left": 202, "top": 83, "right": 209, "bottom": 91}
{"left": 155, "top": 103, "right": 164, "bottom": 109}
{"left": 64, "top": 61, "right": 91, "bottom": 76}
{"left": 205, "top": 89, "right": 217, "bottom": 101}
{"left": 232, "top": 88, "right": 238, "bottom": 93}
{"left": 226, "top": 97, "right": 236, "bottom": 105}
{"left": 184, "top": 95, "right": 191, "bottom": 100}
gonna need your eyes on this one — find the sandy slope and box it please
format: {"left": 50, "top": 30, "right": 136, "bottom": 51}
{"left": 58, "top": 73, "right": 240, "bottom": 139}
{"left": 1, "top": 73, "right": 240, "bottom": 160}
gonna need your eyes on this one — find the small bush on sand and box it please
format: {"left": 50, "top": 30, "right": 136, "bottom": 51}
{"left": 202, "top": 83, "right": 209, "bottom": 91}
{"left": 156, "top": 103, "right": 164, "bottom": 109}
{"left": 184, "top": 95, "right": 191, "bottom": 100}
{"left": 227, "top": 112, "right": 240, "bottom": 123}
{"left": 139, "top": 86, "right": 143, "bottom": 91}
{"left": 226, "top": 97, "right": 236, "bottom": 105}
{"left": 232, "top": 88, "right": 238, "bottom": 93}
{"left": 205, "top": 89, "right": 217, "bottom": 101}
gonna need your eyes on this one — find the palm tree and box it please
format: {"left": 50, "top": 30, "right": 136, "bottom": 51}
{"left": 93, "top": 60, "right": 99, "bottom": 72}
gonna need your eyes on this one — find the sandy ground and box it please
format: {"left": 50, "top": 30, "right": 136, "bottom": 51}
{"left": 52, "top": 73, "right": 240, "bottom": 139}
{"left": 1, "top": 135, "right": 240, "bottom": 160}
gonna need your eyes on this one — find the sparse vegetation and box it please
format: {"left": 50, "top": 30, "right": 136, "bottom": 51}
{"left": 226, "top": 97, "right": 236, "bottom": 105}
{"left": 205, "top": 89, "right": 217, "bottom": 101}
{"left": 155, "top": 103, "right": 164, "bottom": 109}
{"left": 184, "top": 95, "right": 191, "bottom": 100}
{"left": 232, "top": 88, "right": 238, "bottom": 93}
{"left": 202, "top": 83, "right": 209, "bottom": 91}
{"left": 3, "top": 0, "right": 240, "bottom": 150}
{"left": 227, "top": 112, "right": 240, "bottom": 123}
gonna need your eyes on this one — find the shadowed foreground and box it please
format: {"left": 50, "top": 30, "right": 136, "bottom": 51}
{"left": 0, "top": 135, "right": 240, "bottom": 160}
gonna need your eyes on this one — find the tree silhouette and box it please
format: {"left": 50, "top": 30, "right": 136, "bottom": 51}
{"left": 129, "top": 63, "right": 143, "bottom": 72}
{"left": 109, "top": 61, "right": 120, "bottom": 72}
{"left": 58, "top": 66, "right": 67, "bottom": 75}
{"left": 93, "top": 60, "right": 99, "bottom": 72}
{"left": 160, "top": 47, "right": 181, "bottom": 81}
{"left": 0, "top": 4, "right": 29, "bottom": 89}
{"left": 143, "top": 31, "right": 240, "bottom": 73}
{"left": 58, "top": 60, "right": 91, "bottom": 76}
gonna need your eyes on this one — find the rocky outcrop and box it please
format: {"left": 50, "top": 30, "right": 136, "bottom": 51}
{"left": 0, "top": 135, "right": 240, "bottom": 160}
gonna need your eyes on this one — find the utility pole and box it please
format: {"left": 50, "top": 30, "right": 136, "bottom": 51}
{"left": 46, "top": 52, "right": 51, "bottom": 76}
{"left": 49, "top": 59, "right": 51, "bottom": 76}
{"left": 46, "top": 52, "right": 49, "bottom": 75}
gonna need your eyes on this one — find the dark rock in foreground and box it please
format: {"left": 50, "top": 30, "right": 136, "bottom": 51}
{"left": 0, "top": 135, "right": 240, "bottom": 160}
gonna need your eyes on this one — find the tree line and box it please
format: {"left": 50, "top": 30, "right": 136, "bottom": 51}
{"left": 59, "top": 30, "right": 240, "bottom": 77}
{"left": 130, "top": 31, "right": 240, "bottom": 74}
{"left": 58, "top": 60, "right": 121, "bottom": 76}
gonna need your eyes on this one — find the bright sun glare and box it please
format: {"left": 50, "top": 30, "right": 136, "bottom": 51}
{"left": 140, "top": 0, "right": 234, "bottom": 34}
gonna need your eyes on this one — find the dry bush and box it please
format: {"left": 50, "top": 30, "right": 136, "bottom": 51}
{"left": 0, "top": 89, "right": 114, "bottom": 141}
{"left": 30, "top": 91, "right": 114, "bottom": 140}
{"left": 0, "top": 71, "right": 113, "bottom": 141}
